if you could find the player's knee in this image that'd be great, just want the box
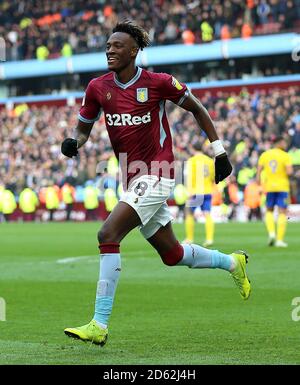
[98,225,117,243]
[98,225,121,254]
[159,241,184,266]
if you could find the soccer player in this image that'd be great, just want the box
[257,136,293,247]
[61,21,251,346]
[184,141,215,247]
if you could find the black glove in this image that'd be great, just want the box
[61,138,78,158]
[215,153,233,184]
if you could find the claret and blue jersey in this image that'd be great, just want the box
[79,67,189,183]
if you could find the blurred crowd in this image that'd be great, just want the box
[2,0,300,61]
[171,86,300,203]
[1,86,300,213]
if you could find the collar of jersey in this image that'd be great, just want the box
[113,67,142,89]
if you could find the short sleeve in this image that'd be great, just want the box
[158,73,189,105]
[285,153,292,166]
[78,79,102,123]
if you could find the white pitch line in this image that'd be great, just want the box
[56,255,97,264]
[56,251,153,264]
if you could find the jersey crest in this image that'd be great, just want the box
[136,88,148,103]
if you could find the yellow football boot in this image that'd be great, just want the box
[230,251,251,300]
[64,320,108,346]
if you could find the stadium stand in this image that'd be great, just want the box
[1,0,300,221]
[2,0,300,61]
[1,86,300,214]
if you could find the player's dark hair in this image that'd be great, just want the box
[192,140,203,152]
[112,21,150,50]
[272,135,285,144]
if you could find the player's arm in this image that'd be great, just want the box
[256,164,263,184]
[61,79,100,158]
[286,164,293,176]
[180,92,232,184]
[185,158,194,197]
[256,153,265,184]
[75,120,94,148]
[61,120,94,157]
[284,152,293,177]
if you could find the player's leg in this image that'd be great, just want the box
[203,211,214,247]
[276,208,288,247]
[177,204,185,223]
[148,221,234,270]
[202,195,214,247]
[257,206,262,221]
[64,201,141,345]
[94,201,141,325]
[184,202,195,243]
[49,209,55,222]
[4,214,10,222]
[247,207,251,221]
[265,193,276,246]
[275,192,289,247]
[146,219,250,300]
[66,203,72,221]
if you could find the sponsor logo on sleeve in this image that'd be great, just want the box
[171,76,183,91]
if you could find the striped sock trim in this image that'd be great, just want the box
[99,243,120,254]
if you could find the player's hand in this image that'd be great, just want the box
[61,138,78,158]
[215,153,233,184]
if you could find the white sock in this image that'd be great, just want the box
[93,253,121,326]
[177,243,235,271]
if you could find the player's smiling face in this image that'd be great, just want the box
[106,32,138,72]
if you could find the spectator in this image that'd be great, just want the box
[291,121,300,148]
[2,188,17,222]
[200,21,214,42]
[61,42,73,57]
[61,182,75,221]
[83,182,99,221]
[244,179,263,221]
[257,0,271,24]
[36,42,49,60]
[182,29,195,45]
[3,0,300,61]
[0,185,4,222]
[1,86,300,207]
[19,186,39,221]
[223,175,240,220]
[220,24,231,40]
[241,22,253,38]
[45,183,60,221]
[103,187,118,215]
[173,183,188,223]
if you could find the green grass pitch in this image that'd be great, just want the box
[0,221,299,365]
